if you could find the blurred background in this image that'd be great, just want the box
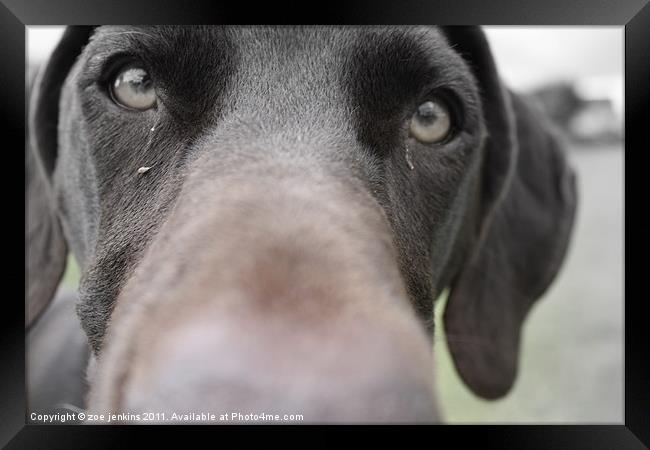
[27,26,624,423]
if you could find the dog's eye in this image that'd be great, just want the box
[409,98,452,144]
[110,65,157,111]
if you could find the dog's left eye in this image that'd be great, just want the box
[409,97,453,144]
[110,65,157,111]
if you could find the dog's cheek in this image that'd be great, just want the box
[56,80,103,267]
[378,136,480,316]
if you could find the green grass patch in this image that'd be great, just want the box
[62,253,81,288]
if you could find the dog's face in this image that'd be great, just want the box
[27,26,577,422]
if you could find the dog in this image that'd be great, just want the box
[26,26,577,423]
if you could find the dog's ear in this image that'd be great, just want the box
[26,27,95,328]
[439,27,578,399]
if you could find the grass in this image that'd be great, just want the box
[62,254,81,288]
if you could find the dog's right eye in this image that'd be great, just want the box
[109,65,157,111]
[409,97,453,144]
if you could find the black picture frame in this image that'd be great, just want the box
[3,0,646,447]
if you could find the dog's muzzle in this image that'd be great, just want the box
[86,158,438,423]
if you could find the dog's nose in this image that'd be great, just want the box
[119,309,439,423]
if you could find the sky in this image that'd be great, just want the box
[483,26,622,88]
[27,26,623,110]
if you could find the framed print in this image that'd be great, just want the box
[3,0,647,447]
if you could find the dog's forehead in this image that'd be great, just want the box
[88,26,456,66]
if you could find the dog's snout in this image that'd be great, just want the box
[87,171,438,422]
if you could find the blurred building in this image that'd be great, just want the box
[529,78,623,145]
